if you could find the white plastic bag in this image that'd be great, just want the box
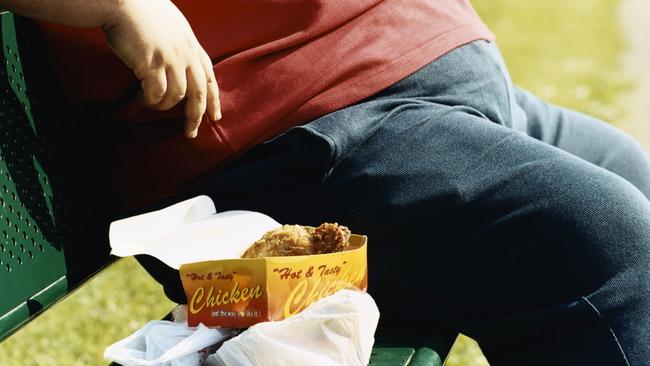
[205,290,380,366]
[104,320,235,366]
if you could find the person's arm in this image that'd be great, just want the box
[0,0,219,138]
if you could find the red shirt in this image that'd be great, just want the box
[36,0,493,211]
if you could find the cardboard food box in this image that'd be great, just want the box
[109,196,368,328]
[180,234,368,328]
[180,233,367,328]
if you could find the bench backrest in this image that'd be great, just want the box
[0,11,111,342]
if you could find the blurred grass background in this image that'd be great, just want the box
[0,0,630,365]
[474,0,629,123]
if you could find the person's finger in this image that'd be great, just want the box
[140,67,167,106]
[184,62,207,138]
[151,65,187,111]
[200,50,221,121]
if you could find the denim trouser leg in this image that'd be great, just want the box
[513,86,650,197]
[186,41,650,365]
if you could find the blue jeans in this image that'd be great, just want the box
[162,41,650,365]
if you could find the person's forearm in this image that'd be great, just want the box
[0,0,121,28]
[1,0,220,137]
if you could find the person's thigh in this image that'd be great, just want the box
[512,87,650,198]
[474,40,650,198]
[194,97,650,365]
[311,102,650,366]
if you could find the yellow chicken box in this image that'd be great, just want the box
[179,232,367,328]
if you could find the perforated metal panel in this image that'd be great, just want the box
[0,11,67,341]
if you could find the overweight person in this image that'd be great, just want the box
[2,1,649,364]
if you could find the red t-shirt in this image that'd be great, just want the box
[36,0,493,211]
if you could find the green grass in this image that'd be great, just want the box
[0,1,629,365]
[0,258,175,365]
[474,0,629,123]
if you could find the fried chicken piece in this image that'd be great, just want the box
[241,223,351,258]
[311,223,351,254]
[242,225,312,258]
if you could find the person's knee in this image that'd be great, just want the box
[601,128,650,197]
[561,165,650,357]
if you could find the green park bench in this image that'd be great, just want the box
[0,11,456,365]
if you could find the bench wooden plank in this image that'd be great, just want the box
[369,347,416,365]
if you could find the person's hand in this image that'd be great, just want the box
[102,0,220,138]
